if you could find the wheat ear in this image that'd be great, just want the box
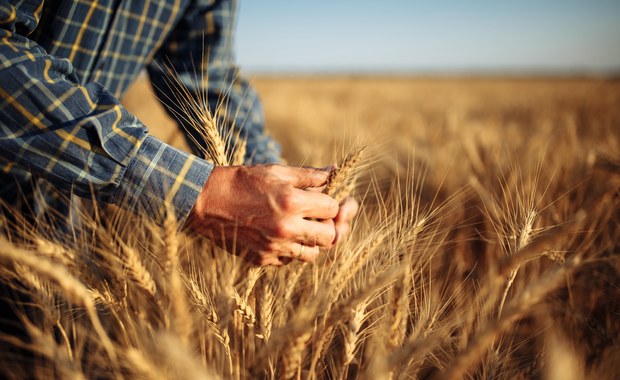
[120,243,157,297]
[343,301,367,370]
[257,284,275,342]
[232,289,256,328]
[388,269,410,350]
[324,146,365,198]
[186,279,232,359]
[34,238,75,268]
[281,331,312,380]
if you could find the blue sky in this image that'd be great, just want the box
[236,0,620,73]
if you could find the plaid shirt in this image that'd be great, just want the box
[0,0,280,223]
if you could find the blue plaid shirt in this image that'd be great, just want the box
[0,0,280,223]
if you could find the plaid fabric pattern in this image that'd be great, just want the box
[0,0,280,223]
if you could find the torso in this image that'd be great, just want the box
[30,0,186,98]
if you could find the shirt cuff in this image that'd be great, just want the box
[113,135,213,225]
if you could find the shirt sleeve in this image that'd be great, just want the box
[0,2,213,224]
[147,0,282,165]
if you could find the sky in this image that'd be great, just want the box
[236,0,620,73]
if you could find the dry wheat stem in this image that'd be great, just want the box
[233,136,248,166]
[34,238,75,268]
[163,213,193,345]
[326,265,405,326]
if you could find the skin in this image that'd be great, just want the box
[187,164,359,266]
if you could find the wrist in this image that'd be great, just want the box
[187,165,238,230]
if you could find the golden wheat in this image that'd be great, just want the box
[0,77,617,379]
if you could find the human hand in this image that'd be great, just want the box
[187,164,340,266]
[333,197,359,244]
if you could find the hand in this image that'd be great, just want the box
[187,164,340,266]
[333,197,359,244]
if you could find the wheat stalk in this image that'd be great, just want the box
[163,213,192,345]
[232,136,247,166]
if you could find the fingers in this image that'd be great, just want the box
[335,197,359,223]
[259,243,320,266]
[291,188,339,219]
[280,196,355,247]
[270,164,340,219]
[334,198,359,244]
[296,218,336,248]
[288,242,321,263]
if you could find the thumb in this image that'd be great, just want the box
[287,166,333,189]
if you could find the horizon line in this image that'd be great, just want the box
[243,66,620,78]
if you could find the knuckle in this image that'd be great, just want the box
[277,189,296,212]
[252,164,273,180]
[271,221,291,239]
[327,198,339,217]
[264,164,277,174]
[317,220,335,245]
[265,164,285,179]
[264,240,280,253]
[324,227,336,246]
[317,237,333,249]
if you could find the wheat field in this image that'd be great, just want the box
[0,75,618,379]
